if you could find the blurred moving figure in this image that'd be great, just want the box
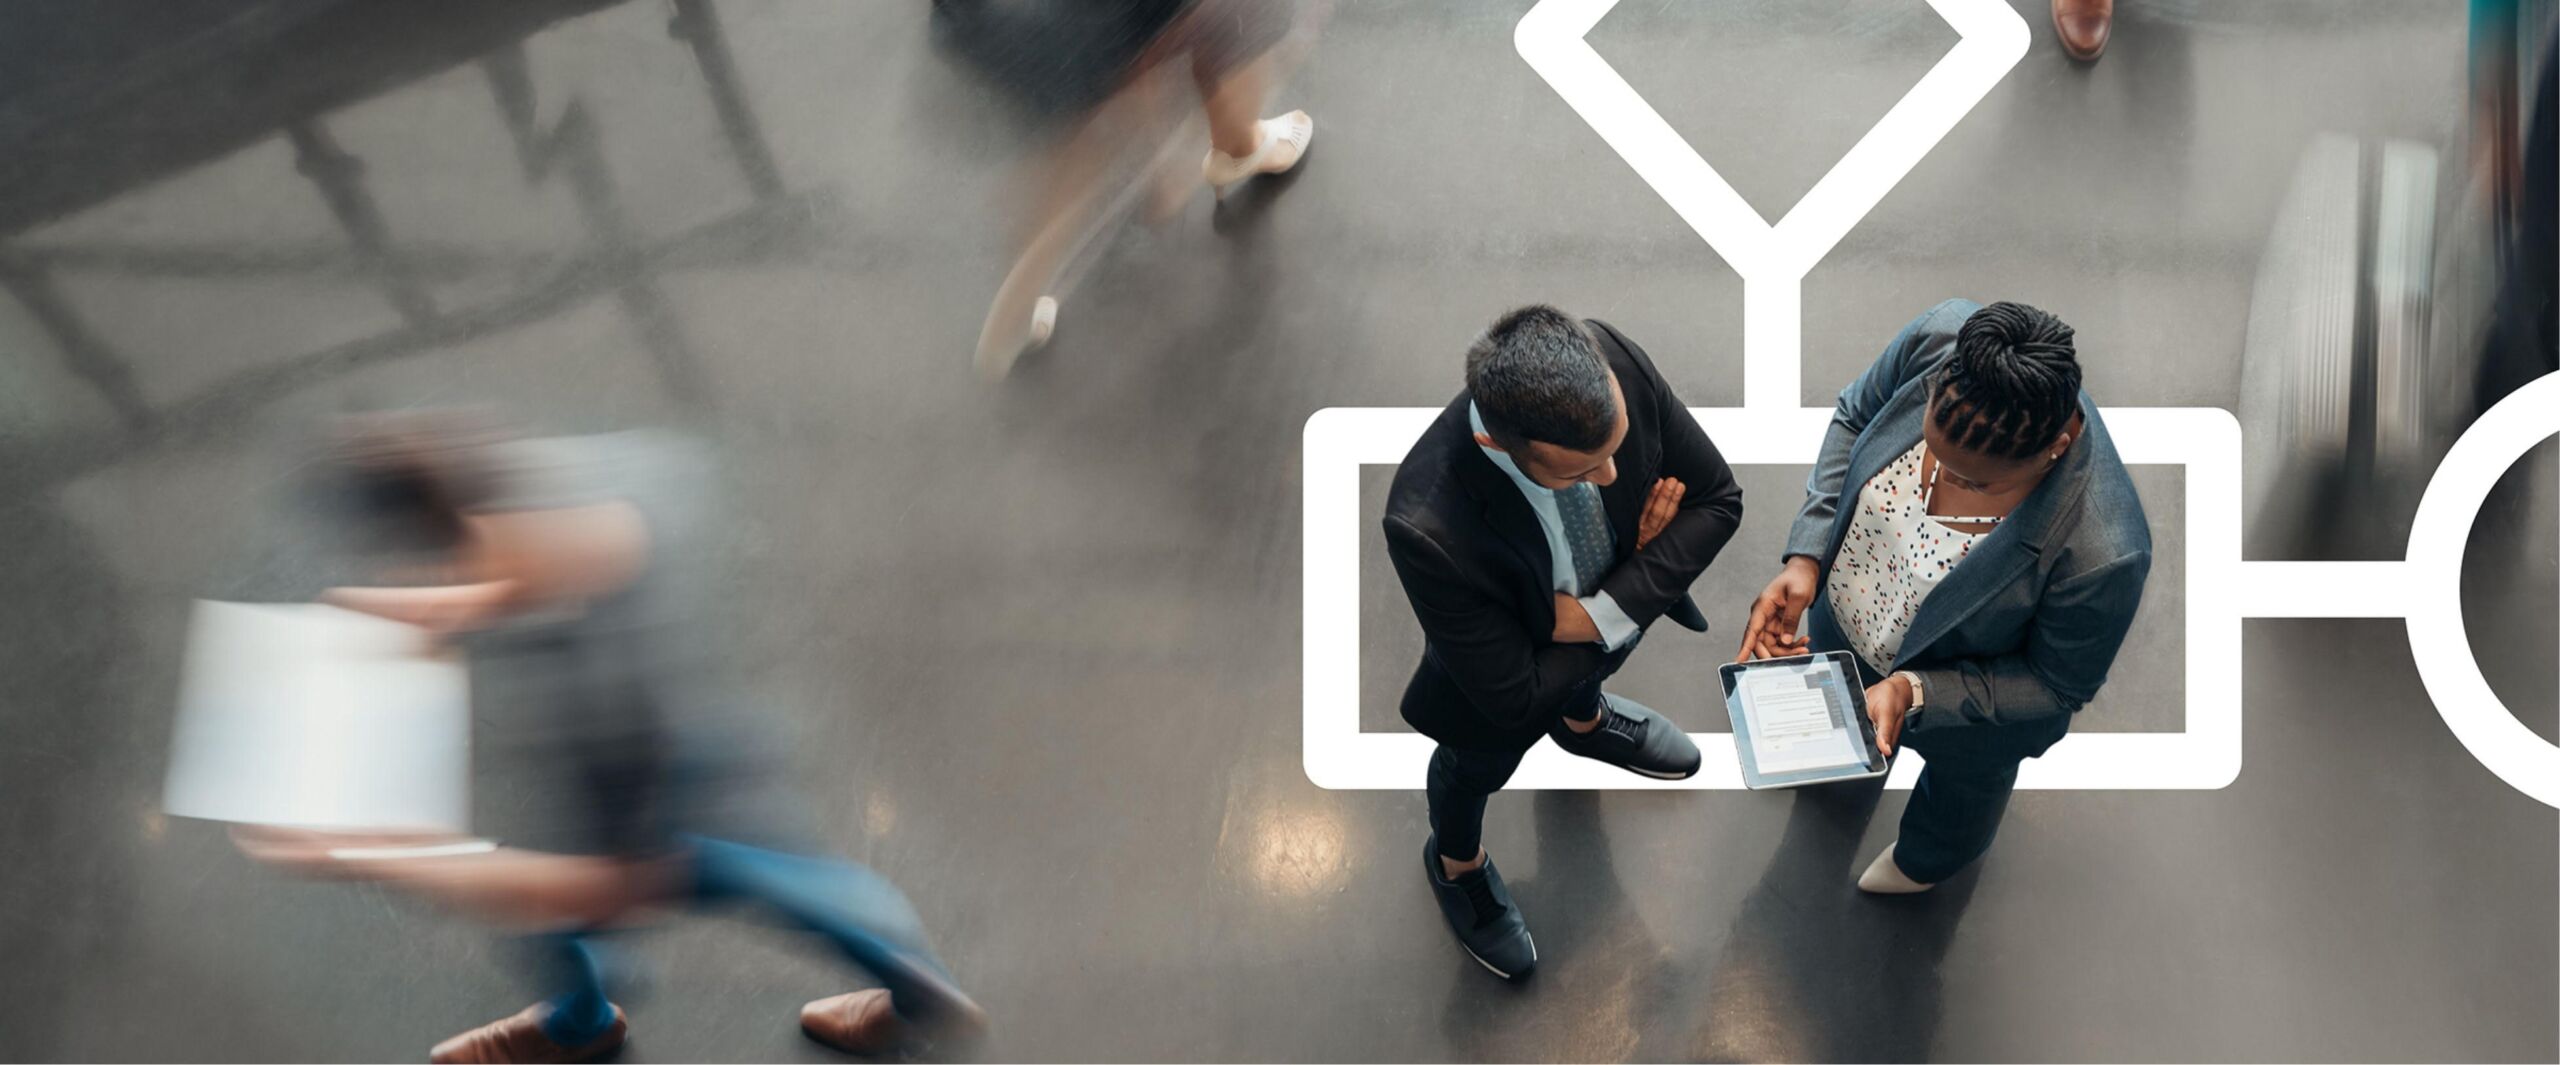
[232,416,985,1063]
[2239,8,2550,562]
[972,0,1322,378]
[1384,307,1743,979]
[2469,25,2555,418]
[2228,12,2550,560]
[2053,0,2111,62]
[1737,301,2150,894]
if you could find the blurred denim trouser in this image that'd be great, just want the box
[535,834,952,1045]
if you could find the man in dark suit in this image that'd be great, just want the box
[1383,306,1744,978]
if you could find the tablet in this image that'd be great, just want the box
[1718,651,1888,789]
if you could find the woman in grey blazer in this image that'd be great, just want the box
[1737,298,2152,893]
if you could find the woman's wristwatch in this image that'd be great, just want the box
[1892,670,1925,723]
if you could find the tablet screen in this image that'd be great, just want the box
[1731,656,1870,775]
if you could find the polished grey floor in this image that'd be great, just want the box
[0,1,2554,1061]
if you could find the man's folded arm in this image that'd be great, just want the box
[1386,516,1610,729]
[1592,333,1746,627]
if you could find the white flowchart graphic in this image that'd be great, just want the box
[1301,0,2560,807]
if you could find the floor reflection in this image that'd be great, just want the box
[1692,784,1974,1062]
[0,496,144,1052]
[1440,792,1697,1063]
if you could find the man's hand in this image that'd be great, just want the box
[1551,593,1602,644]
[230,824,469,880]
[1634,477,1685,551]
[1735,556,1820,662]
[322,580,519,636]
[1864,673,1914,757]
[232,826,675,928]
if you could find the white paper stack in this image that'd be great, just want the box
[163,601,471,832]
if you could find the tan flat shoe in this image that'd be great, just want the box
[430,1002,625,1064]
[800,986,989,1057]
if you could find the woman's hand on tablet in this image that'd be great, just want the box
[1736,557,1820,662]
[1864,674,1915,756]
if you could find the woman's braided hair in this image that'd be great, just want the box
[1931,301,2083,461]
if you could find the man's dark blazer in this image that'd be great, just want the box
[1383,320,1745,752]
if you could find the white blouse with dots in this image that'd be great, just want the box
[1824,441,2003,671]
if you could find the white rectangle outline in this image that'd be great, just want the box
[1302,405,2242,791]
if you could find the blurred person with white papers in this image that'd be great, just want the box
[228,413,985,1064]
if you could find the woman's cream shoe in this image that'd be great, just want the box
[1857,843,1936,894]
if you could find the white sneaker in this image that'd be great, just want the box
[1203,111,1314,199]
[1856,843,1935,894]
[973,293,1058,381]
[1028,296,1058,346]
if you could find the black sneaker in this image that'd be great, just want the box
[1549,693,1703,780]
[1423,835,1536,979]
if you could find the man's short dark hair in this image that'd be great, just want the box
[1465,305,1616,454]
[307,412,505,557]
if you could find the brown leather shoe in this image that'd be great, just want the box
[2052,0,2112,61]
[800,988,989,1057]
[430,1002,626,1064]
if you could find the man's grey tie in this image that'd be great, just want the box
[1554,482,1616,597]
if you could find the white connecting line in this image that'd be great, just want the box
[1300,0,2560,807]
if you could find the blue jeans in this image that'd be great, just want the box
[536,835,952,1045]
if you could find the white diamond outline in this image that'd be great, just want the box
[1514,0,2030,410]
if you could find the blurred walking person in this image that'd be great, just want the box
[232,415,986,1063]
[2469,18,2555,415]
[974,0,1323,378]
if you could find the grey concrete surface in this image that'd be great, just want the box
[0,1,2552,1061]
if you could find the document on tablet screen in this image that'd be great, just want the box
[1738,659,1865,774]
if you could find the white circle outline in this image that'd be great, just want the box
[2404,372,2560,809]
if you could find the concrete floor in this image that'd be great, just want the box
[0,0,2554,1060]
